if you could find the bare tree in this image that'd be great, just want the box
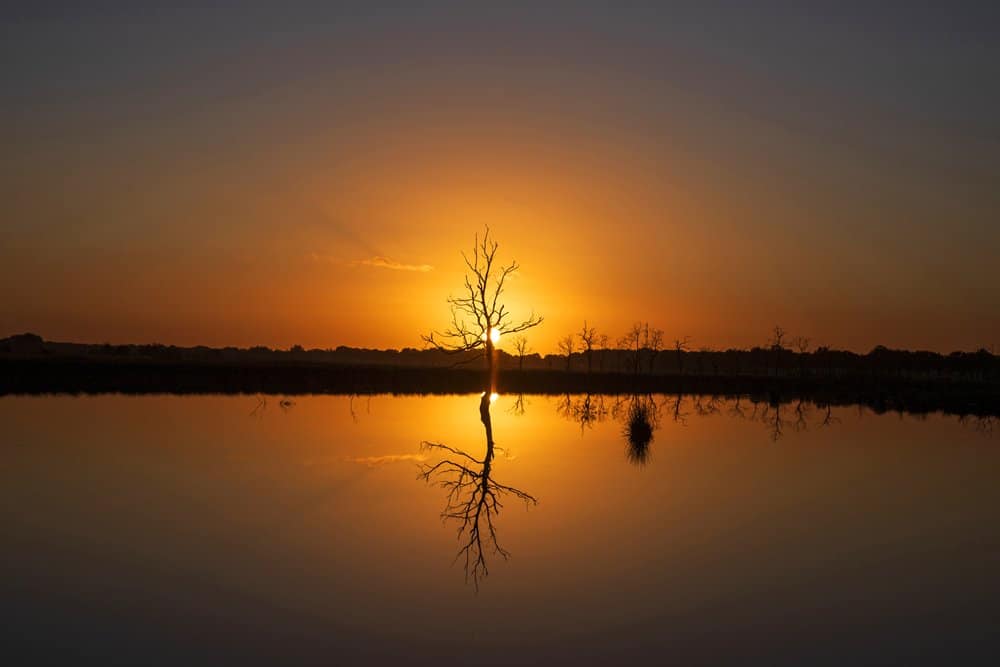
[513,335,531,371]
[619,323,643,376]
[770,325,787,350]
[793,335,811,377]
[558,334,575,372]
[597,333,609,371]
[579,321,598,373]
[644,325,664,374]
[673,336,691,374]
[769,325,787,376]
[423,227,543,375]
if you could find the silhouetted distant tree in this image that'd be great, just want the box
[597,333,609,371]
[793,336,811,377]
[578,321,597,373]
[558,334,575,371]
[770,326,787,350]
[513,335,531,371]
[769,325,787,376]
[644,325,664,374]
[673,336,691,374]
[423,227,543,377]
[619,323,643,376]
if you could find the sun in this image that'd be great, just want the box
[480,328,502,345]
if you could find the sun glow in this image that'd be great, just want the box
[480,328,502,345]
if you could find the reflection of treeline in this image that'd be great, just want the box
[3,333,998,383]
[553,394,997,444]
[4,357,999,418]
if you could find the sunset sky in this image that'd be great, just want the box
[3,3,998,353]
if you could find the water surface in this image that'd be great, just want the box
[2,393,997,664]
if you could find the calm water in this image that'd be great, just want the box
[2,393,998,665]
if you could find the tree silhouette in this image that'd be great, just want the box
[513,335,531,371]
[558,334,575,372]
[769,325,787,376]
[644,325,664,374]
[578,321,598,373]
[793,336,811,377]
[673,336,691,374]
[619,323,643,376]
[422,227,543,377]
[597,333,609,371]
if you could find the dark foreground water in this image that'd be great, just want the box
[1,393,997,665]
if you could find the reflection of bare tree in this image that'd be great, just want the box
[669,394,689,426]
[556,394,610,434]
[347,394,372,424]
[574,394,608,433]
[507,393,527,417]
[728,396,749,420]
[419,391,537,590]
[818,403,840,428]
[760,402,787,441]
[250,394,267,417]
[792,399,811,432]
[693,395,721,417]
[555,393,573,420]
[959,414,996,438]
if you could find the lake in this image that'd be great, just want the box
[2,393,998,665]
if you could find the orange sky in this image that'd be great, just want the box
[3,5,998,353]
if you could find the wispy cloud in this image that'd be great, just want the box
[354,256,434,272]
[346,453,428,467]
[309,253,433,273]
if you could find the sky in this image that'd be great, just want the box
[3,2,999,353]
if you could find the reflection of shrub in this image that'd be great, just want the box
[624,399,654,465]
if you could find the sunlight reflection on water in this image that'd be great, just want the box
[1,393,998,664]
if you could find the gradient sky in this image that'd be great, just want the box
[3,2,999,353]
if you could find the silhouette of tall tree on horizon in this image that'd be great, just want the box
[579,321,597,373]
[422,227,543,378]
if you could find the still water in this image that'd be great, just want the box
[2,393,998,665]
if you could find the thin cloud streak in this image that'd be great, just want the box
[355,256,434,273]
[308,253,434,273]
[347,454,428,467]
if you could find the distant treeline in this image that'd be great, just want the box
[2,358,999,419]
[3,332,998,384]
